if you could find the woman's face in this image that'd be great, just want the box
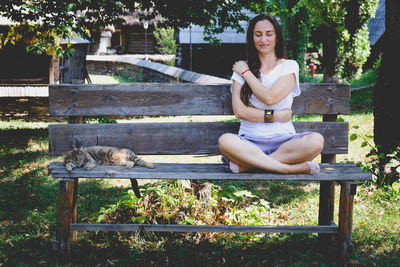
[253,19,276,55]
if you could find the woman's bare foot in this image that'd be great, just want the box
[229,161,252,173]
[306,161,320,174]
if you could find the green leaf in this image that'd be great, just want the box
[259,199,270,209]
[337,117,345,122]
[181,217,194,225]
[350,133,358,141]
[97,214,105,223]
[234,190,256,199]
[351,125,359,129]
[131,215,146,224]
[361,141,368,147]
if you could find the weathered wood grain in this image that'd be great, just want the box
[70,223,339,233]
[338,181,353,264]
[318,114,338,241]
[49,83,350,116]
[48,121,348,155]
[48,162,372,181]
[53,179,74,254]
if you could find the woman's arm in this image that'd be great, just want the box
[233,61,296,106]
[231,80,292,122]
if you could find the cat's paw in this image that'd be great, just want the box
[84,164,95,171]
[147,163,154,169]
[126,161,135,168]
[65,163,74,172]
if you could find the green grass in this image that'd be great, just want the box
[349,68,378,89]
[1,111,392,266]
[2,70,398,266]
[88,73,138,84]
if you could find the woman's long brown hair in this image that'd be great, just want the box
[240,14,286,106]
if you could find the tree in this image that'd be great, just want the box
[253,0,313,80]
[373,0,400,185]
[0,0,261,83]
[153,26,177,55]
[0,0,260,54]
[297,0,379,82]
[252,0,379,82]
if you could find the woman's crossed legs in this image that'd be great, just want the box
[218,132,324,174]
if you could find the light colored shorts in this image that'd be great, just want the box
[221,132,311,172]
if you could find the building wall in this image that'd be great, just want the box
[0,43,52,84]
[123,25,156,54]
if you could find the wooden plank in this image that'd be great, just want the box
[293,83,350,115]
[48,121,348,155]
[71,223,339,234]
[48,162,372,181]
[49,83,350,116]
[49,83,232,116]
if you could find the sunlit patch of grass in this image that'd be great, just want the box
[0,121,50,130]
[339,113,373,163]
[350,185,400,265]
[88,74,136,84]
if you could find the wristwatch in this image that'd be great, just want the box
[264,110,274,123]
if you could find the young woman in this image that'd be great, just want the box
[218,14,323,174]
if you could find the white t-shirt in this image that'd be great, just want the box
[231,59,301,138]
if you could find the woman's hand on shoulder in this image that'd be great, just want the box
[274,109,292,122]
[233,61,249,75]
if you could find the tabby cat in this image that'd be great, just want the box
[64,146,153,172]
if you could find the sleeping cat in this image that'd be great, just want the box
[64,146,153,172]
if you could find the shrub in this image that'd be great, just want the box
[153,26,177,55]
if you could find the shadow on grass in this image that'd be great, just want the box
[0,128,48,151]
[0,166,133,266]
[211,180,319,206]
[2,231,340,266]
[0,150,49,170]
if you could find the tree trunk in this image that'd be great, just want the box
[60,44,88,84]
[321,25,339,83]
[373,0,400,185]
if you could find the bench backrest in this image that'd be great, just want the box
[48,83,350,156]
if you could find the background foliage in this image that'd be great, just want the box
[153,26,177,55]
[0,0,261,54]
[252,0,379,81]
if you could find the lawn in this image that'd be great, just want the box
[1,73,399,266]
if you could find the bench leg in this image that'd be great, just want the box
[130,178,141,198]
[318,181,335,243]
[53,178,75,254]
[338,181,356,266]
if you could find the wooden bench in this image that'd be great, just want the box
[48,82,371,263]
